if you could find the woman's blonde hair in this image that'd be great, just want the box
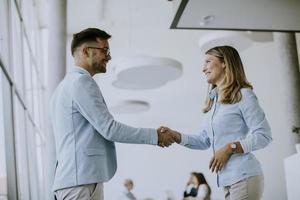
[203,45,253,113]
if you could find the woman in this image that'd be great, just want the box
[183,172,211,200]
[164,46,272,200]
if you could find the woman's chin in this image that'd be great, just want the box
[206,79,214,84]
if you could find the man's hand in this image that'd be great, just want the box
[156,126,182,147]
[209,144,232,173]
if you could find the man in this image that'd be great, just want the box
[50,28,178,200]
[120,179,137,200]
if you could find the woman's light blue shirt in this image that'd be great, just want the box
[180,88,272,187]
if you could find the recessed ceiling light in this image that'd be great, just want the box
[199,15,215,26]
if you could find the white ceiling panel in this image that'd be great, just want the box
[171,0,300,31]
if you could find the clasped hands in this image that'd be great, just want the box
[156,126,181,148]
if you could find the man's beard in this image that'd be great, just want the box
[94,61,106,73]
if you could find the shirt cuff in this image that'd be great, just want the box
[239,139,252,154]
[149,128,158,145]
[180,133,188,146]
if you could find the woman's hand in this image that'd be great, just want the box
[209,144,232,173]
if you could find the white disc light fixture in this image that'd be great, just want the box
[198,31,253,53]
[112,55,183,89]
[109,100,150,114]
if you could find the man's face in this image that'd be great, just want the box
[86,38,111,74]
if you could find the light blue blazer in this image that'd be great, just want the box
[50,66,157,191]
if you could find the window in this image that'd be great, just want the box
[1,0,48,199]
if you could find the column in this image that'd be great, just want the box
[273,32,300,150]
[274,32,300,200]
[44,0,67,199]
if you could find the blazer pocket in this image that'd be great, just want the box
[84,148,104,156]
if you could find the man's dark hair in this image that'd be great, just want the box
[71,28,111,56]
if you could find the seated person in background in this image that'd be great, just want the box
[183,172,211,200]
[120,179,137,200]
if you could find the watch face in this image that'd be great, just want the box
[231,143,237,149]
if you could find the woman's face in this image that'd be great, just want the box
[189,174,199,186]
[202,54,225,86]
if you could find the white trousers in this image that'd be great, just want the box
[54,183,103,200]
[223,175,264,200]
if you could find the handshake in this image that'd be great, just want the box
[156,126,182,147]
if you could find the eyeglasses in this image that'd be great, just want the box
[87,47,110,56]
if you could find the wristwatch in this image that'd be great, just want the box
[230,143,237,154]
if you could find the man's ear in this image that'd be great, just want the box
[82,47,89,57]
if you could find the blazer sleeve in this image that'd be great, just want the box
[72,74,157,145]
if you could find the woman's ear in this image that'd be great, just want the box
[222,62,226,69]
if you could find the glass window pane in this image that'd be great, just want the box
[10,2,25,97]
[0,0,10,68]
[0,69,8,200]
[1,67,18,200]
[13,94,30,200]
[35,133,45,197]
[32,68,39,122]
[21,0,38,59]
[26,120,40,200]
[23,40,33,116]
[21,0,34,37]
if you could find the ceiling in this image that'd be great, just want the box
[66,0,300,116]
[171,0,300,31]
